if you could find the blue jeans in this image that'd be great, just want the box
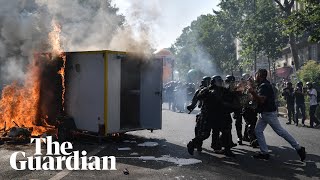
[255,111,300,154]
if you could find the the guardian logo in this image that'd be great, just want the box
[10,136,116,170]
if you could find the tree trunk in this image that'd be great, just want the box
[289,33,300,71]
[268,56,272,82]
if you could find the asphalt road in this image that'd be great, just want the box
[0,104,319,180]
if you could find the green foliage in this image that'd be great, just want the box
[285,1,320,43]
[297,60,320,86]
[171,14,237,77]
[236,0,287,66]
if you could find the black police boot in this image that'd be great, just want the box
[242,136,250,142]
[214,149,225,154]
[297,147,306,162]
[224,149,235,157]
[250,139,259,148]
[197,146,202,152]
[197,142,203,152]
[187,141,195,155]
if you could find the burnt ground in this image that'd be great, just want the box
[0,103,319,180]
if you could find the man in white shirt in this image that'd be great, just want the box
[306,82,320,128]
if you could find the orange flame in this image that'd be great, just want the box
[0,20,65,136]
[0,59,50,136]
[49,20,66,112]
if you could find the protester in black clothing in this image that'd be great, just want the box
[248,69,306,161]
[294,82,306,126]
[282,82,295,124]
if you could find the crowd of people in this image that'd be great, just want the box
[162,81,196,112]
[183,69,306,161]
[281,81,320,128]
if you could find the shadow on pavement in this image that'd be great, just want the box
[92,134,320,179]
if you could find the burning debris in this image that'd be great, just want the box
[0,21,65,142]
[8,127,31,138]
[0,1,159,145]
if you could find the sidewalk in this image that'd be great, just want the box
[278,106,318,127]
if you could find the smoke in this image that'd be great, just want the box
[109,0,161,56]
[191,46,218,76]
[0,0,160,87]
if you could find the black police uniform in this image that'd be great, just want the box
[187,85,222,155]
[210,85,240,156]
[242,102,258,147]
[282,87,295,124]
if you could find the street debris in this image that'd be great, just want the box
[137,141,159,147]
[123,168,129,175]
[118,147,132,151]
[8,127,31,138]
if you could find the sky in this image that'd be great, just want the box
[112,0,220,50]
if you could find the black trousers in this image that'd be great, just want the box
[211,114,233,150]
[310,105,320,127]
[295,103,306,125]
[242,109,258,143]
[287,104,295,123]
[234,111,243,140]
[211,126,232,150]
[192,113,212,147]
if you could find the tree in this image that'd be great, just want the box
[285,0,320,43]
[217,0,287,73]
[239,1,287,67]
[171,14,237,78]
[297,60,320,85]
[274,0,301,70]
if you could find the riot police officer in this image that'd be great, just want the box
[187,76,211,112]
[225,75,243,145]
[187,76,211,152]
[187,76,225,155]
[210,75,239,157]
[241,76,259,147]
[282,82,295,124]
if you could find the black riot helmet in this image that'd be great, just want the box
[297,81,303,87]
[202,76,211,87]
[306,82,313,89]
[286,82,293,88]
[242,73,250,80]
[211,75,223,87]
[225,75,235,83]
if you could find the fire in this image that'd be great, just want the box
[58,56,66,112]
[0,60,49,136]
[0,20,65,136]
[49,20,66,112]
